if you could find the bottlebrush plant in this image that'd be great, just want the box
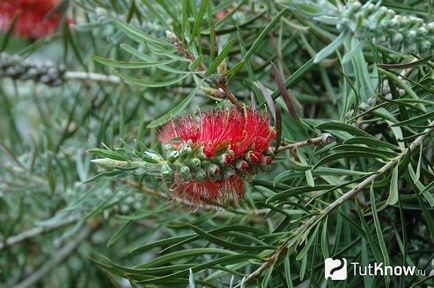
[0,0,433,288]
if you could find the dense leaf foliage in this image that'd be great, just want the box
[0,0,433,287]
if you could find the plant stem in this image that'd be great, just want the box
[64,71,121,84]
[240,120,434,285]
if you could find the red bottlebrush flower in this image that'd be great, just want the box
[159,107,276,204]
[0,0,63,39]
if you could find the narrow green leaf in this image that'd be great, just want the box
[296,224,319,260]
[321,217,329,258]
[0,13,19,51]
[89,148,127,161]
[115,70,191,88]
[370,184,391,277]
[316,121,375,139]
[333,144,398,158]
[284,252,294,288]
[314,151,389,169]
[267,185,333,203]
[205,39,235,76]
[344,136,399,150]
[187,224,274,251]
[140,0,170,29]
[226,8,288,76]
[114,19,172,48]
[390,111,434,127]
[136,248,237,268]
[386,165,399,206]
[313,32,347,63]
[189,55,203,71]
[270,57,315,100]
[355,202,383,263]
[147,86,199,128]
[189,0,209,47]
[93,55,177,69]
[107,220,132,247]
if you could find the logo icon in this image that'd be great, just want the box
[325,258,347,280]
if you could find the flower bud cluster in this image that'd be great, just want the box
[0,52,66,86]
[158,108,276,204]
[162,141,274,185]
[335,1,433,55]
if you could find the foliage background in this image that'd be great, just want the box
[0,0,433,287]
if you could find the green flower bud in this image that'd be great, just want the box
[167,151,179,162]
[390,32,403,46]
[180,166,192,181]
[180,144,192,157]
[366,3,376,14]
[223,166,236,179]
[207,164,221,176]
[189,158,202,169]
[418,40,431,54]
[161,164,173,177]
[195,169,207,181]
[164,143,174,151]
[406,30,417,40]
[417,27,428,36]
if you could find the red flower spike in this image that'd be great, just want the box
[0,0,64,39]
[159,107,276,204]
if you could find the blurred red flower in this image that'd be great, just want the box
[159,107,276,204]
[0,0,64,39]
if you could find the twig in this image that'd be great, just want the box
[240,120,434,285]
[64,71,121,84]
[13,224,94,288]
[378,55,432,70]
[0,214,80,250]
[276,133,334,152]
